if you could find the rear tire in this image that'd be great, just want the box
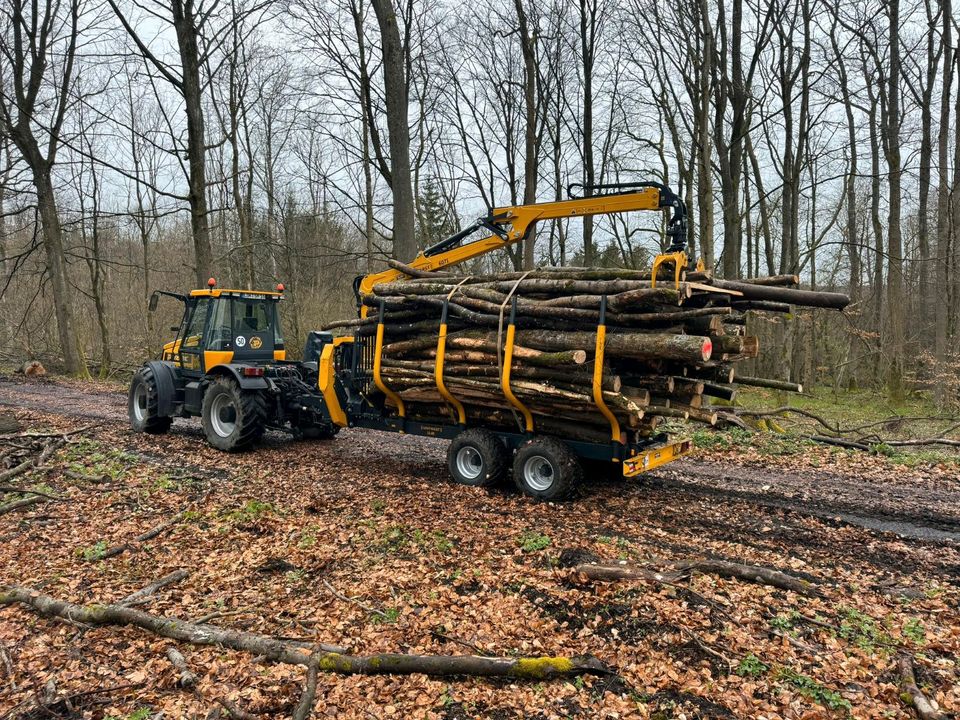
[447,428,509,487]
[201,377,267,451]
[128,367,172,435]
[513,436,582,500]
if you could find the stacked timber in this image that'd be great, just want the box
[325,264,849,444]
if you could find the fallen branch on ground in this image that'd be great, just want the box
[0,495,45,515]
[92,512,185,561]
[0,484,60,500]
[573,558,820,597]
[166,647,198,688]
[118,569,190,606]
[0,585,610,679]
[899,655,945,720]
[675,559,821,597]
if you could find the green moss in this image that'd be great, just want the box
[317,653,354,672]
[512,656,574,679]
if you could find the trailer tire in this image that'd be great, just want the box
[513,436,582,500]
[447,429,509,487]
[128,366,172,434]
[201,377,267,451]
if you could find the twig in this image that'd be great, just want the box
[92,511,185,561]
[0,495,45,515]
[118,569,190,606]
[0,484,61,500]
[899,655,945,720]
[321,579,389,619]
[291,654,320,720]
[430,629,489,656]
[680,627,733,667]
[218,697,260,719]
[166,647,198,688]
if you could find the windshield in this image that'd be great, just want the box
[207,296,282,351]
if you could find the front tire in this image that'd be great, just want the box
[128,367,172,434]
[447,428,509,487]
[513,436,582,500]
[201,377,266,451]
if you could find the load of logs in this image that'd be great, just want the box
[326,263,849,444]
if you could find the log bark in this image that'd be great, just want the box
[166,646,198,688]
[898,655,945,720]
[734,376,802,392]
[119,570,190,606]
[0,585,610,679]
[710,279,849,309]
[575,559,820,597]
[504,330,712,363]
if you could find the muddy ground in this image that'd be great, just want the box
[0,375,957,719]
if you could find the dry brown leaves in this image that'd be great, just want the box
[0,383,957,719]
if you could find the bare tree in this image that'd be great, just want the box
[370,0,416,261]
[106,0,218,285]
[0,0,87,375]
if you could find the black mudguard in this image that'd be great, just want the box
[215,364,271,391]
[144,360,180,417]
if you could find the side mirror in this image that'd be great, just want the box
[148,291,159,312]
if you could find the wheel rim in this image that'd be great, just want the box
[210,393,238,438]
[132,383,147,422]
[523,455,555,491]
[455,446,484,481]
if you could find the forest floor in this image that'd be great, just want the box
[0,374,957,720]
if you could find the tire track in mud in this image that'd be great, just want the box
[2,375,958,549]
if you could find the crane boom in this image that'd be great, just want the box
[355,182,691,316]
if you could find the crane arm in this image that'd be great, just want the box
[355,182,690,315]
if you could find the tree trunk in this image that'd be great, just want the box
[371,0,417,262]
[172,0,213,286]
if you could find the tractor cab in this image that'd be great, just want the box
[153,280,286,375]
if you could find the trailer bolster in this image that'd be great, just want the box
[622,439,692,477]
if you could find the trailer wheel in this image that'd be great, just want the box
[513,436,582,500]
[201,377,266,451]
[128,366,172,434]
[447,428,509,487]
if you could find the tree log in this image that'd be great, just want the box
[898,655,946,720]
[574,559,820,597]
[711,279,850,310]
[0,585,610,680]
[0,495,44,515]
[734,376,802,392]
[502,330,712,363]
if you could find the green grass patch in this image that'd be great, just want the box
[223,500,275,524]
[79,540,108,561]
[736,653,769,678]
[371,607,400,624]
[518,531,551,552]
[775,667,851,712]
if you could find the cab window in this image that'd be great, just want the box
[232,299,271,335]
[182,298,210,348]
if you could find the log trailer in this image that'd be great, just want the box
[128,183,695,499]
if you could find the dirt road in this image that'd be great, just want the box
[2,374,958,548]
